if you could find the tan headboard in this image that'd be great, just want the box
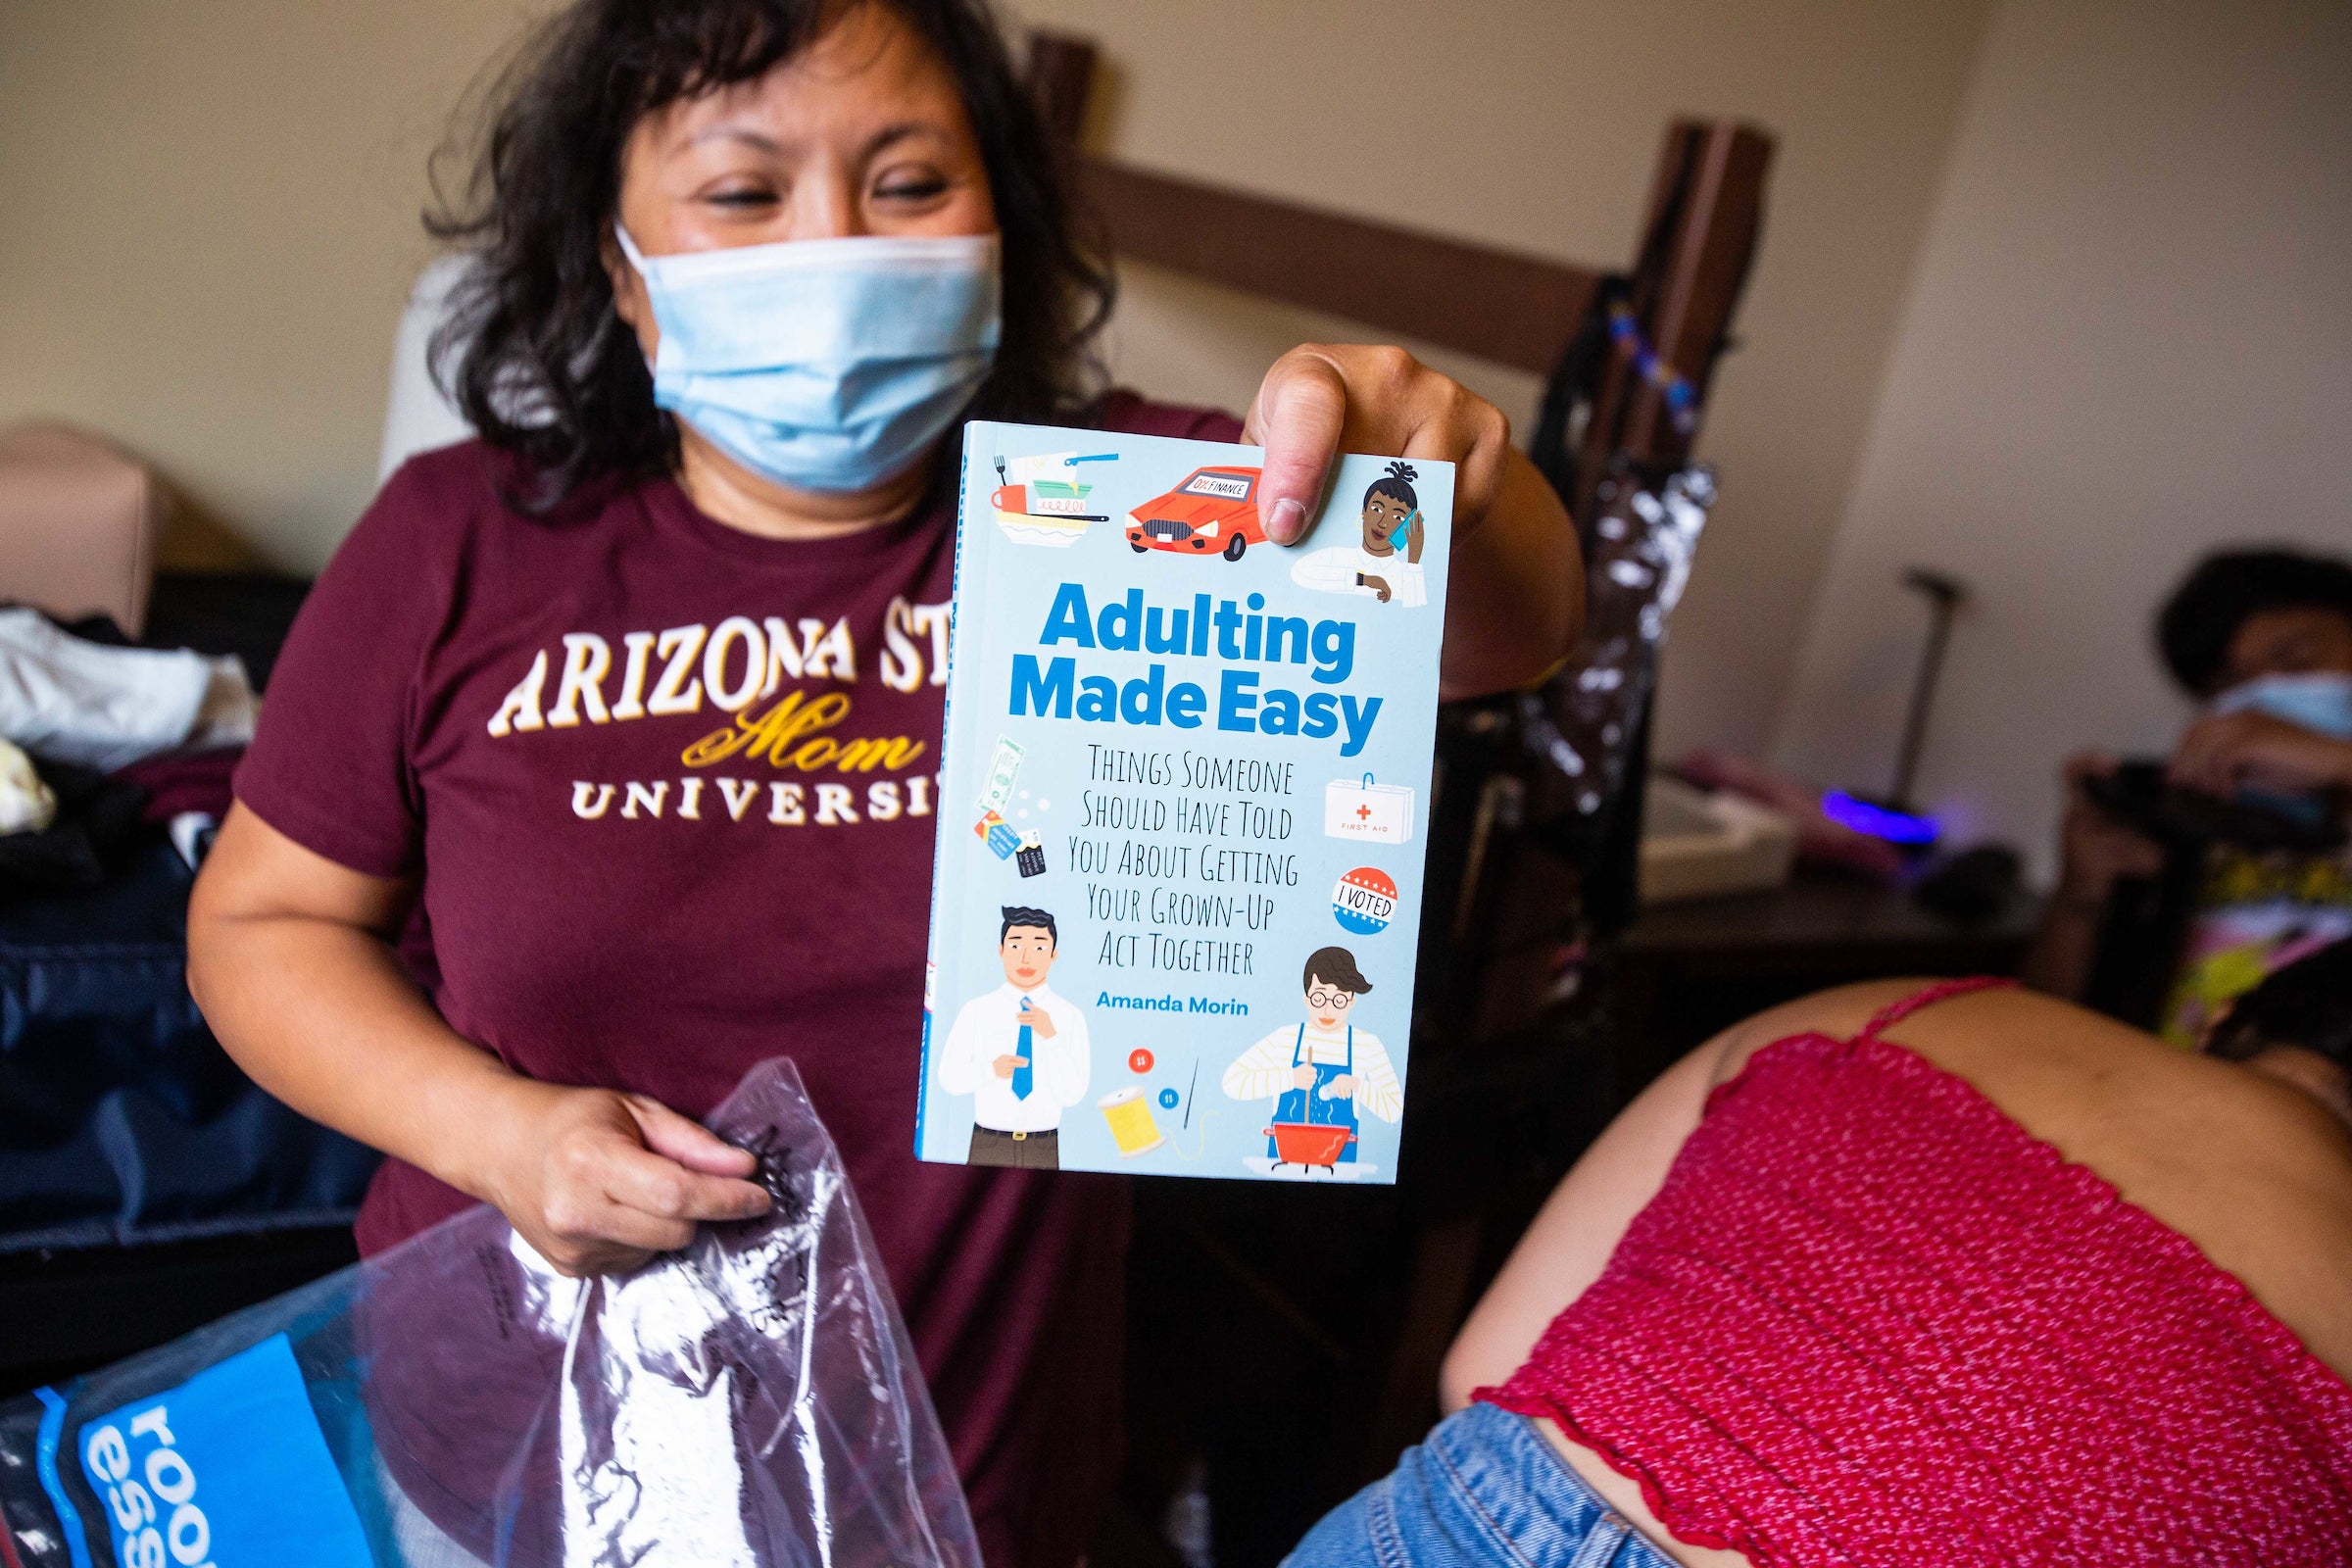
[0,422,164,637]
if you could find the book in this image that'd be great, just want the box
[916,421,1453,1182]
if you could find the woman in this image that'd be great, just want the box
[2024,545,2352,1014]
[1286,942,2352,1567]
[182,1,1581,1563]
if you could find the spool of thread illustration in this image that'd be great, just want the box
[1100,1087,1166,1155]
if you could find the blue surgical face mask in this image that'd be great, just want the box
[2211,669,2352,740]
[615,226,1001,494]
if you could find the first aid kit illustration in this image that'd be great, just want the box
[917,421,1453,1184]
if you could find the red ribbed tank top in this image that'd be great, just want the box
[1481,978,2352,1566]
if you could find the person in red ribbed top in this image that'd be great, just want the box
[1284,942,2352,1568]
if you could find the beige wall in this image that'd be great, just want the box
[0,1,549,570]
[1772,0,2352,881]
[11,1,2341,879]
[4,0,1991,767]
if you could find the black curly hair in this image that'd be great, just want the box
[425,0,1112,510]
[2156,548,2352,695]
[1363,459,1419,512]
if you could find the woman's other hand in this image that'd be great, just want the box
[489,1085,772,1277]
[2168,710,2352,799]
[2024,751,2163,1001]
[2055,751,2165,905]
[1244,344,1582,698]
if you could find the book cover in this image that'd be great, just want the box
[916,420,1452,1182]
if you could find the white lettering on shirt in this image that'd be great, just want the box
[880,597,925,693]
[490,607,949,836]
[716,778,761,820]
[612,631,656,720]
[799,616,856,681]
[487,649,550,736]
[563,774,957,831]
[488,603,945,737]
[648,624,707,716]
[760,616,805,693]
[548,634,613,727]
[621,780,667,819]
[703,616,765,711]
[912,603,951,686]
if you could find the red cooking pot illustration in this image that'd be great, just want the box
[1263,1120,1359,1172]
[1127,466,1265,561]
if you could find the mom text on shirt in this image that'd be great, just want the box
[480,597,950,828]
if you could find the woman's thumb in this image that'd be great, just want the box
[1246,350,1347,545]
[625,1095,758,1176]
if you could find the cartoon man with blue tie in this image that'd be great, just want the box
[938,906,1091,1168]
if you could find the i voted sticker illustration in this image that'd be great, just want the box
[1331,867,1398,935]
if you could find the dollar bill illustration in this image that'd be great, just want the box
[977,734,1025,815]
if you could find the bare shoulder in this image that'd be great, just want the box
[1703,978,1934,1085]
[1716,979,2352,1379]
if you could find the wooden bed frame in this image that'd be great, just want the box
[1027,30,1773,523]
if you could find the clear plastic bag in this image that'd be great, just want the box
[0,1058,980,1568]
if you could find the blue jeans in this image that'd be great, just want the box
[1284,1402,1679,1568]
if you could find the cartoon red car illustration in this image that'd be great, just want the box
[1126,466,1264,560]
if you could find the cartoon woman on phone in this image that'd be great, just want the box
[1289,460,1427,607]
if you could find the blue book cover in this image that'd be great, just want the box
[916,420,1452,1183]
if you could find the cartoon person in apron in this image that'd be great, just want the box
[1222,947,1404,1171]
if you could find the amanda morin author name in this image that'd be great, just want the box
[1097,992,1250,1016]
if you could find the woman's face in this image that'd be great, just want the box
[1361,493,1411,554]
[2221,606,2352,690]
[1305,980,1357,1032]
[606,1,997,363]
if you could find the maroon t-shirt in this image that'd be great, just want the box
[233,392,1239,1567]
